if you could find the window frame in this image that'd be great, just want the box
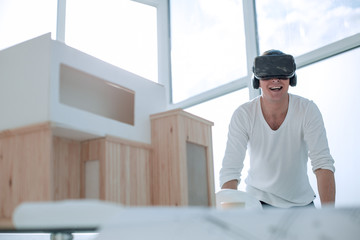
[55,0,360,109]
[167,0,260,109]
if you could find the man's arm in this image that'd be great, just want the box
[315,169,336,207]
[221,179,238,190]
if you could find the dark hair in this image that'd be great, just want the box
[262,49,285,56]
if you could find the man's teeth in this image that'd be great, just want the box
[270,86,282,90]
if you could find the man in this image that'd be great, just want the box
[219,50,335,208]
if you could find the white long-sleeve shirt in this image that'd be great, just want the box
[220,94,335,208]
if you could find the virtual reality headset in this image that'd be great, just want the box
[252,54,296,80]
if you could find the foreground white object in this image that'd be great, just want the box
[216,189,262,210]
[13,200,122,229]
[96,206,360,240]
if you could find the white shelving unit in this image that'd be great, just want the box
[0,33,167,143]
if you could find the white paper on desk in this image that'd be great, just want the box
[13,200,123,229]
[96,207,360,240]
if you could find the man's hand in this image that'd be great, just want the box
[315,169,336,207]
[221,179,238,190]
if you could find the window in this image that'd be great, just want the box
[170,0,247,103]
[289,47,360,207]
[65,0,158,82]
[0,0,57,50]
[256,0,360,56]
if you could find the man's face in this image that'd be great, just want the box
[259,78,290,102]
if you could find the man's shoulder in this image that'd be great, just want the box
[290,94,314,108]
[289,94,322,120]
[290,93,310,102]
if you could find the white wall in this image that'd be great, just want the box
[0,34,51,130]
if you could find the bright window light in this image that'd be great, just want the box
[65,0,158,82]
[256,0,360,56]
[0,0,57,50]
[170,0,247,103]
[289,47,360,207]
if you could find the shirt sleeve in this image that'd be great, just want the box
[303,101,335,173]
[219,107,250,187]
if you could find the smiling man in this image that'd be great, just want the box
[219,50,336,208]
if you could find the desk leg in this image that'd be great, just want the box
[50,232,73,240]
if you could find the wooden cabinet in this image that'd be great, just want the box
[151,109,215,207]
[81,136,152,206]
[0,123,79,223]
[0,35,216,226]
[0,124,152,224]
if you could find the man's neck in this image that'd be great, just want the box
[260,93,289,116]
[260,94,289,130]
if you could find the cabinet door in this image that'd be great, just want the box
[186,142,209,206]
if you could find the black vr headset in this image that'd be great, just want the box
[252,54,297,89]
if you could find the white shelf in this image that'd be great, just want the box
[0,33,167,143]
[59,64,135,126]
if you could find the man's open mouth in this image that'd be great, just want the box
[269,86,283,91]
